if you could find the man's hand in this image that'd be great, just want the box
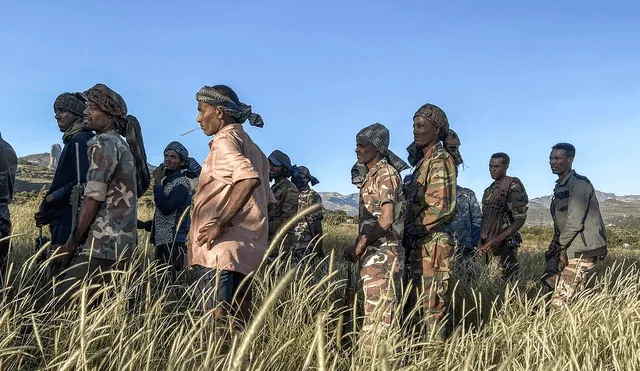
[34,212,47,228]
[343,237,368,262]
[477,238,499,255]
[153,166,166,185]
[53,240,78,269]
[197,220,225,251]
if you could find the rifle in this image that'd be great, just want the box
[66,143,84,247]
[541,235,566,290]
[340,260,357,350]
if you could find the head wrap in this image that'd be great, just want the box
[356,123,409,172]
[83,83,150,196]
[351,162,368,189]
[292,165,319,189]
[268,150,293,173]
[444,129,463,166]
[413,103,450,142]
[55,93,89,143]
[164,141,202,179]
[196,86,264,128]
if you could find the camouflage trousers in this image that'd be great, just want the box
[359,243,402,340]
[549,258,595,310]
[405,232,454,335]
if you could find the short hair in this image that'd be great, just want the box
[491,152,510,165]
[211,85,240,105]
[552,143,576,158]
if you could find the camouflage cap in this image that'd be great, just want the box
[414,103,450,141]
[54,93,86,117]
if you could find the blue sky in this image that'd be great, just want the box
[1,1,639,199]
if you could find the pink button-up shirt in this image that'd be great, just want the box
[188,124,272,275]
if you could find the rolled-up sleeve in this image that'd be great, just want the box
[84,139,117,202]
[211,134,259,185]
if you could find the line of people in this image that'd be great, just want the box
[0,84,608,340]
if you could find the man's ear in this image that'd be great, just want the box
[568,157,574,167]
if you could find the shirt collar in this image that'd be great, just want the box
[556,170,575,186]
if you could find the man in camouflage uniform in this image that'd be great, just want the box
[545,143,607,310]
[0,132,17,274]
[477,153,528,279]
[55,83,150,303]
[344,123,408,344]
[292,165,324,262]
[404,104,457,340]
[268,150,299,256]
[442,130,482,259]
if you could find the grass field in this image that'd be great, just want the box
[2,197,640,370]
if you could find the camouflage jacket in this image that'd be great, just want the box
[359,159,405,251]
[481,177,528,247]
[449,186,482,249]
[82,131,138,261]
[268,177,299,238]
[0,133,17,207]
[404,142,457,238]
[294,187,323,244]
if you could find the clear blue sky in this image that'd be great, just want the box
[1,1,639,199]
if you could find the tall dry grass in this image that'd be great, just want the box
[2,201,640,370]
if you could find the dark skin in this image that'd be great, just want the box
[477,157,525,253]
[269,162,284,182]
[53,102,117,268]
[549,149,574,181]
[413,116,441,151]
[154,150,184,185]
[344,137,394,262]
[195,101,260,250]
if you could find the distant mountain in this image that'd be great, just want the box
[319,192,359,217]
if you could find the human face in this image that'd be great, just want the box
[197,101,224,136]
[413,116,440,147]
[163,150,182,171]
[355,136,378,166]
[83,101,112,133]
[269,161,284,180]
[489,158,508,180]
[54,108,78,132]
[550,149,573,177]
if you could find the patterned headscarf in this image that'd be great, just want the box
[350,162,368,189]
[406,129,463,167]
[268,150,293,172]
[164,141,202,179]
[413,103,450,141]
[55,93,88,143]
[196,86,264,128]
[83,83,150,196]
[356,123,409,172]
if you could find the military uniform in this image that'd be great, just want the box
[404,142,457,328]
[268,177,299,251]
[449,186,482,258]
[358,158,404,336]
[0,133,17,272]
[480,177,528,277]
[293,187,323,261]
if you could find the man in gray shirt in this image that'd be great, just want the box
[544,142,607,310]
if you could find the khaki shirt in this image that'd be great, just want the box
[188,124,272,275]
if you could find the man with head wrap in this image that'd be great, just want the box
[351,162,368,189]
[138,141,201,281]
[344,123,408,344]
[292,165,324,262]
[477,152,528,280]
[267,150,299,257]
[0,132,17,274]
[404,104,457,340]
[440,130,482,260]
[54,83,149,301]
[35,93,94,247]
[190,85,271,318]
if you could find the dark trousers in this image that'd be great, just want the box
[0,228,9,276]
[155,242,186,281]
[50,224,73,245]
[188,265,252,319]
[487,244,519,279]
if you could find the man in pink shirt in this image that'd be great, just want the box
[189,84,271,318]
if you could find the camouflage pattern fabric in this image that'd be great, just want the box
[268,177,299,250]
[293,187,323,260]
[481,177,528,277]
[81,131,138,261]
[358,158,405,338]
[549,257,595,310]
[449,186,482,257]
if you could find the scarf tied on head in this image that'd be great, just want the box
[54,93,88,143]
[83,83,151,196]
[356,123,409,173]
[292,165,319,189]
[268,150,293,173]
[196,86,264,128]
[164,141,202,179]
